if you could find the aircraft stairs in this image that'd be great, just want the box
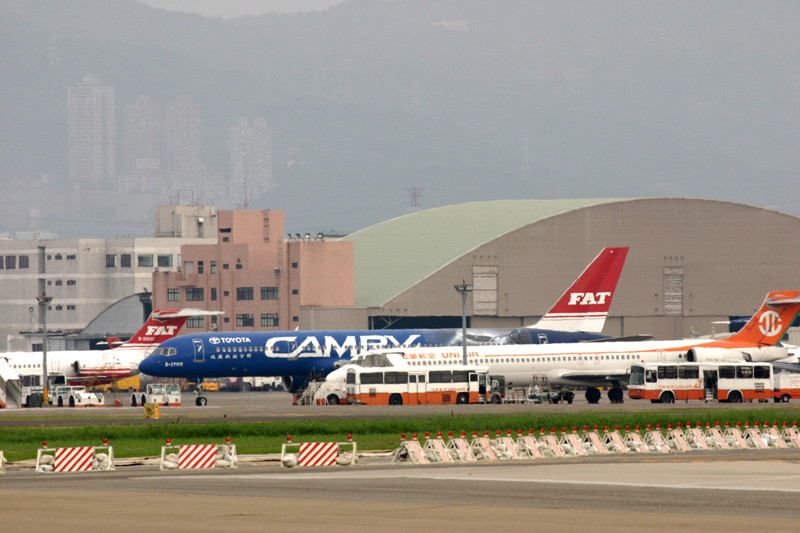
[294,372,326,406]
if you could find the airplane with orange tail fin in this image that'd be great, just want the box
[349,291,800,404]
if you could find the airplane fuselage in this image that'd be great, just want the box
[139,327,609,381]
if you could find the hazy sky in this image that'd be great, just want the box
[136,0,344,17]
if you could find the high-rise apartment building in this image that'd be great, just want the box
[123,95,161,170]
[68,74,115,189]
[230,117,274,197]
[164,94,203,187]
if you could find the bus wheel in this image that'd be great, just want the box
[131,395,137,407]
[69,396,75,408]
[389,394,403,406]
[728,391,743,403]
[58,397,63,407]
[327,394,340,405]
[585,388,601,404]
[659,391,675,404]
[456,393,469,405]
[196,396,208,406]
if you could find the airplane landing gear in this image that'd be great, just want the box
[585,387,601,404]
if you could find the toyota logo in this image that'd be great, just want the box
[209,337,221,344]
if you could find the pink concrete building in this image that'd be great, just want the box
[152,210,353,333]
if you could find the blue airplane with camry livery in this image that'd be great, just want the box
[139,248,631,394]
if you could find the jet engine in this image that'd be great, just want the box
[686,347,750,363]
[281,375,310,393]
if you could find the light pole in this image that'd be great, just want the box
[36,292,52,405]
[454,282,473,365]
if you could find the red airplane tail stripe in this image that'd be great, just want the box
[119,309,188,348]
[541,247,629,317]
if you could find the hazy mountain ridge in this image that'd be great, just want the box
[2,0,799,233]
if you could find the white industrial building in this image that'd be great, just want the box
[0,205,217,352]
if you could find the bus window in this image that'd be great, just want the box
[360,372,383,385]
[469,373,478,382]
[452,371,469,382]
[736,366,753,379]
[418,375,426,383]
[384,372,408,384]
[429,371,453,383]
[718,366,735,379]
[346,372,356,385]
[679,366,699,379]
[409,375,417,383]
[630,366,645,386]
[754,366,770,379]
[645,369,658,383]
[658,366,677,379]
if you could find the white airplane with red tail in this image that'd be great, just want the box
[0,309,222,400]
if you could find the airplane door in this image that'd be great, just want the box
[658,350,666,362]
[192,339,205,363]
[538,333,548,344]
[50,359,59,372]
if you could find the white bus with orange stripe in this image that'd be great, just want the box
[344,364,489,406]
[628,362,773,403]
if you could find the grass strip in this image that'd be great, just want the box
[2,408,799,461]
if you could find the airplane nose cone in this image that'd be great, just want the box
[138,357,159,376]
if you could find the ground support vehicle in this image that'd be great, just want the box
[345,364,490,406]
[49,386,104,407]
[774,372,800,402]
[628,362,773,403]
[131,383,181,407]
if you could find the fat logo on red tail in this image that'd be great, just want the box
[728,291,800,346]
[535,247,629,333]
[119,309,188,349]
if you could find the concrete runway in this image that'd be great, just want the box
[3,451,800,532]
[1,390,797,426]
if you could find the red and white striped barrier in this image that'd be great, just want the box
[36,441,115,473]
[664,426,690,453]
[299,442,338,466]
[447,432,476,462]
[283,436,358,467]
[423,432,454,463]
[517,431,544,459]
[160,438,238,470]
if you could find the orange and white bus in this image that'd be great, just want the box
[344,364,489,406]
[628,362,773,403]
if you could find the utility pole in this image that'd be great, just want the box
[36,291,52,405]
[36,246,51,406]
[454,281,473,365]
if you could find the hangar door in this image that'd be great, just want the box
[473,266,498,316]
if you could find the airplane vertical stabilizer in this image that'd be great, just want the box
[532,247,628,333]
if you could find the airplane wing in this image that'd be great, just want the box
[582,334,653,343]
[556,370,630,384]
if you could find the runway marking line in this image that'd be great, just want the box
[133,473,800,493]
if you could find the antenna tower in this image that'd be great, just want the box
[406,188,424,212]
